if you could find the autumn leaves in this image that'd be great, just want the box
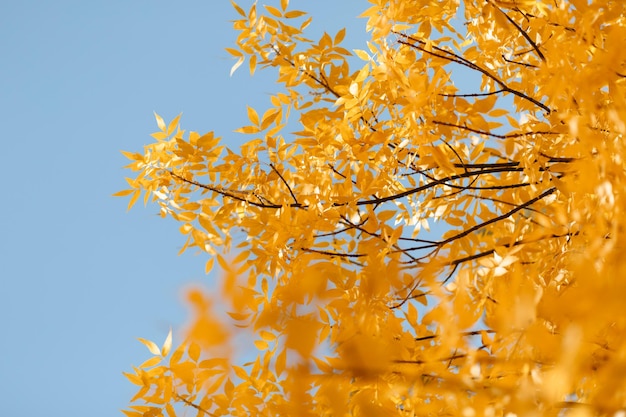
[121,1,626,415]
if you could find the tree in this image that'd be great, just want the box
[118,1,626,416]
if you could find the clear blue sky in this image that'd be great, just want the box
[0,1,367,416]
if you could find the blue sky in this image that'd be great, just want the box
[0,1,368,416]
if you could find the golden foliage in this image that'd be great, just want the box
[120,1,626,416]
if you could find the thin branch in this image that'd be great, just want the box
[438,187,557,246]
[175,395,217,417]
[439,89,506,98]
[440,137,468,174]
[394,353,467,365]
[394,32,551,113]
[340,214,433,249]
[492,2,546,62]
[538,152,575,163]
[269,163,299,205]
[390,274,426,309]
[401,187,558,254]
[446,231,573,268]
[170,171,287,209]
[272,44,378,132]
[356,167,533,207]
[432,120,558,140]
[300,247,367,258]
[503,54,538,68]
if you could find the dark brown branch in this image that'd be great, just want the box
[439,89,506,98]
[356,167,532,207]
[401,187,558,255]
[394,32,551,113]
[300,247,366,258]
[172,162,546,217]
[439,186,557,246]
[493,3,546,62]
[338,215,405,250]
[170,171,285,209]
[269,163,299,205]
[553,401,595,410]
[432,120,558,140]
[446,231,573,268]
[175,394,216,417]
[394,354,466,365]
[390,275,427,309]
[538,152,575,163]
[449,162,515,170]
[272,44,378,132]
[314,220,365,238]
[440,263,459,285]
[340,214,435,246]
[502,54,538,68]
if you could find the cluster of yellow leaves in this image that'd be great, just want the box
[119,0,626,416]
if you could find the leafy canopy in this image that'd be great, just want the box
[118,0,626,416]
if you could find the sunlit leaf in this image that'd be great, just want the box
[137,337,161,356]
[230,57,244,77]
[161,328,173,357]
[284,10,306,18]
[154,112,166,132]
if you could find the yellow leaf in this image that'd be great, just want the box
[226,311,250,321]
[130,386,149,403]
[231,0,245,16]
[260,107,279,130]
[275,348,287,376]
[112,189,134,197]
[123,371,142,386]
[247,106,259,126]
[205,257,215,274]
[249,53,257,76]
[489,108,509,117]
[334,28,346,45]
[176,211,196,222]
[150,131,168,140]
[233,365,248,380]
[186,289,229,348]
[137,337,161,356]
[216,253,230,271]
[127,190,140,211]
[169,343,185,367]
[224,47,243,58]
[189,341,200,362]
[473,94,497,113]
[167,113,181,136]
[264,4,282,17]
[353,49,370,61]
[284,10,306,18]
[254,339,269,350]
[230,57,244,77]
[349,82,358,96]
[154,112,166,132]
[259,330,276,341]
[233,125,260,134]
[120,150,143,161]
[285,315,321,358]
[165,403,177,417]
[139,356,162,368]
[445,216,464,226]
[233,250,249,265]
[161,328,173,357]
